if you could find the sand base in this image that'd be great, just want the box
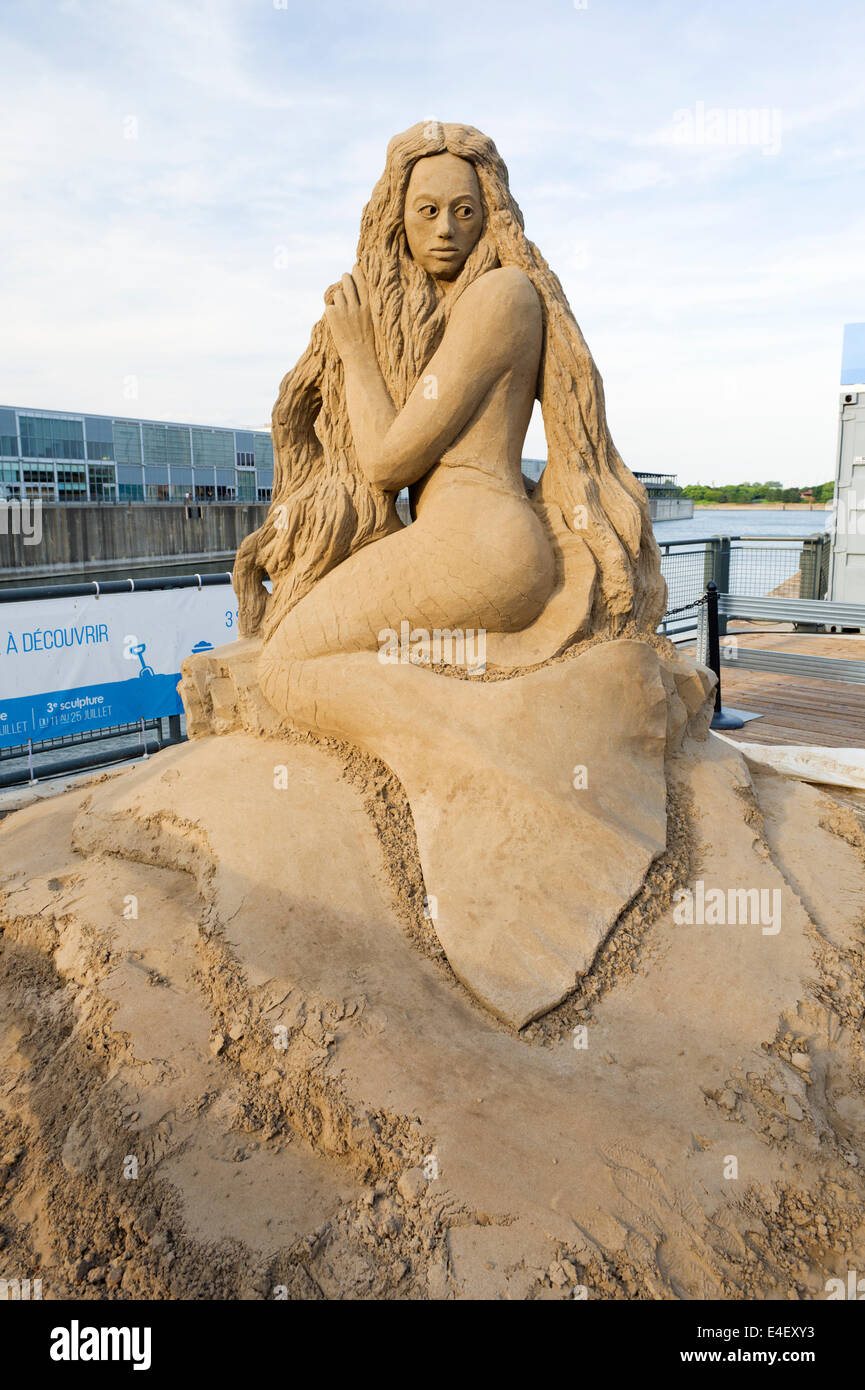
[2,710,865,1300]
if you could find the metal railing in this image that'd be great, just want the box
[0,571,232,603]
[691,583,865,738]
[658,533,831,637]
[0,717,184,788]
[705,592,865,685]
[717,593,863,627]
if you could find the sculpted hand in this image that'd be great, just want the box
[324,265,375,365]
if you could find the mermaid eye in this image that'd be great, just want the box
[455,205,475,219]
[419,203,437,218]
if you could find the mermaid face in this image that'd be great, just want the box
[403,153,483,281]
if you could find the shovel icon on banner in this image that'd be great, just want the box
[129,642,156,678]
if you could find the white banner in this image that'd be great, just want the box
[0,584,240,748]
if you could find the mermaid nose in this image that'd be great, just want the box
[435,212,455,240]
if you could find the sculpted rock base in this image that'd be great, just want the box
[179,636,713,1026]
[4,707,865,1299]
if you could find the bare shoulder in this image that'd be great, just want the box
[456,266,541,324]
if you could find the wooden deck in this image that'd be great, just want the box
[680,625,865,748]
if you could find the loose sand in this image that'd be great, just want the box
[1,699,864,1298]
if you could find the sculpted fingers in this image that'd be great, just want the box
[353,263,369,307]
[324,290,348,347]
[341,272,360,307]
[325,270,374,360]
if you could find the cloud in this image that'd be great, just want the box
[1,0,864,486]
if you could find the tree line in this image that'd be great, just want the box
[681,481,835,505]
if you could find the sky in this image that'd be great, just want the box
[2,0,864,486]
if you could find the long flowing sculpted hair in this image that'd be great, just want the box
[235,121,666,643]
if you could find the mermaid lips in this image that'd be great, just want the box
[427,247,465,272]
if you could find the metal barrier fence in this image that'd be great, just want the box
[0,533,833,785]
[658,533,830,637]
[0,717,184,788]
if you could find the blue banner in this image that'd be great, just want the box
[0,586,239,749]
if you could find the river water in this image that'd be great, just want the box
[653,508,830,542]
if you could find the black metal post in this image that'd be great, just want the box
[706,581,744,731]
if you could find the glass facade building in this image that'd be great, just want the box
[0,406,274,504]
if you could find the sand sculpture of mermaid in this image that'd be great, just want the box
[233,121,667,717]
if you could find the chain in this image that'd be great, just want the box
[664,592,708,618]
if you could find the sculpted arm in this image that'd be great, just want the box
[326,266,541,492]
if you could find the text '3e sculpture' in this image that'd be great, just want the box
[181,122,715,1028]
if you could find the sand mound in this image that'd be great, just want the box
[2,714,865,1299]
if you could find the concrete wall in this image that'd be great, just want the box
[0,503,268,589]
[649,497,694,521]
